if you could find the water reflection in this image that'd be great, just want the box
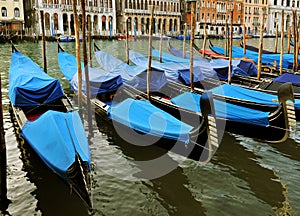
[95,115,207,215]
[215,133,285,210]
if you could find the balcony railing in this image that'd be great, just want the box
[41,4,113,13]
[124,8,180,16]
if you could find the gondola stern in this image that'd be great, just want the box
[58,42,65,53]
[189,91,219,162]
[278,82,294,103]
[66,154,92,209]
[94,42,100,52]
[276,82,297,140]
[12,43,19,53]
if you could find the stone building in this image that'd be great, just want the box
[0,0,24,35]
[268,0,300,35]
[194,0,243,36]
[115,0,181,36]
[23,0,117,36]
[244,0,268,35]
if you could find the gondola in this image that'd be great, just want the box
[58,35,75,42]
[58,44,219,162]
[175,41,300,96]
[94,44,296,143]
[141,43,300,120]
[8,44,92,208]
[162,41,259,81]
[239,41,278,54]
[209,40,298,70]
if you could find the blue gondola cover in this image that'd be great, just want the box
[58,51,123,95]
[108,98,193,144]
[22,110,90,181]
[129,50,203,84]
[94,50,168,91]
[9,52,64,107]
[273,73,300,85]
[171,92,270,126]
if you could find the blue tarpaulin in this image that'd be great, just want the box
[210,44,298,69]
[211,83,281,106]
[211,83,300,111]
[171,92,270,126]
[165,45,258,80]
[9,52,64,107]
[94,50,167,91]
[129,50,204,84]
[108,98,193,144]
[58,51,123,95]
[22,110,90,181]
[273,73,300,85]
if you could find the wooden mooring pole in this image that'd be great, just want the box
[202,24,207,58]
[159,22,163,63]
[274,23,278,53]
[147,5,155,101]
[243,24,246,54]
[125,18,129,64]
[189,0,196,91]
[280,10,284,75]
[40,11,47,73]
[72,0,82,115]
[183,23,187,58]
[257,8,266,80]
[81,0,93,136]
[88,17,92,67]
[0,68,7,202]
[228,10,233,84]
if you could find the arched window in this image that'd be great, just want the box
[102,15,106,31]
[1,7,7,17]
[14,8,20,17]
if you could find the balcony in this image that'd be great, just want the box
[40,4,113,14]
[124,8,180,16]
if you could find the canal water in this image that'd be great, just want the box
[0,38,299,216]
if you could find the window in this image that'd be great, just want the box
[14,8,20,17]
[1,7,7,17]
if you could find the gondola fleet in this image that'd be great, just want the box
[7,35,300,208]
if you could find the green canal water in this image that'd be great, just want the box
[0,38,299,215]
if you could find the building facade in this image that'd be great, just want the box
[115,0,181,36]
[194,0,243,36]
[268,0,300,35]
[24,0,117,36]
[244,0,268,35]
[0,0,24,35]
